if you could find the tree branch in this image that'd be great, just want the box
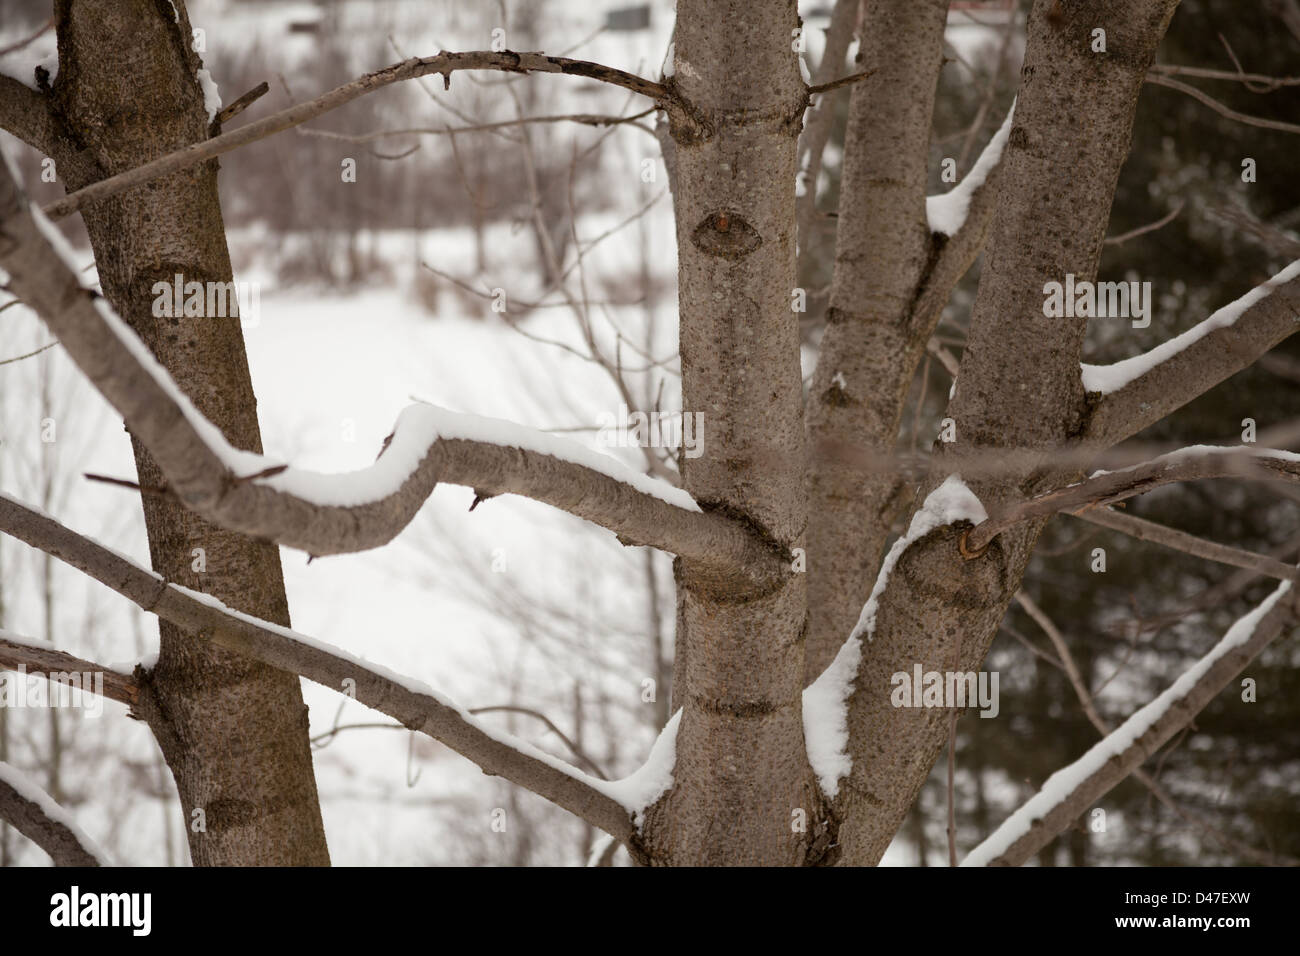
[0,761,108,866]
[41,51,672,221]
[1145,72,1300,136]
[1073,506,1300,583]
[795,0,858,249]
[963,446,1300,556]
[0,491,651,859]
[0,72,57,154]
[298,107,658,144]
[911,103,1015,335]
[1083,260,1300,446]
[964,580,1297,866]
[0,164,786,591]
[0,631,139,706]
[1014,591,1300,867]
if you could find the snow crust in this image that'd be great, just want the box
[961,579,1291,866]
[1081,259,1300,394]
[802,475,988,797]
[926,103,1015,237]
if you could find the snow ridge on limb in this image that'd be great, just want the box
[0,491,678,858]
[1083,259,1300,446]
[0,164,784,588]
[925,102,1016,238]
[962,579,1296,867]
[0,761,110,866]
[802,476,988,797]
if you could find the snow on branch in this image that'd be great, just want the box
[41,51,672,222]
[0,491,677,860]
[962,445,1300,556]
[0,164,784,588]
[0,761,110,866]
[1083,260,1300,446]
[912,103,1015,331]
[925,103,1015,239]
[803,476,988,797]
[962,578,1297,867]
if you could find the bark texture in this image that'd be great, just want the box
[804,0,953,680]
[831,0,1182,865]
[640,0,826,866]
[45,0,329,865]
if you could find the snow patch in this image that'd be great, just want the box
[1081,259,1300,394]
[926,102,1015,237]
[196,68,222,123]
[802,475,988,797]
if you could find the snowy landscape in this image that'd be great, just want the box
[0,0,1297,881]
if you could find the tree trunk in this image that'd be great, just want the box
[640,0,827,866]
[46,0,329,866]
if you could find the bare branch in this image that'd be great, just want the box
[0,761,107,866]
[0,491,649,858]
[795,0,858,249]
[1149,62,1300,91]
[1083,260,1300,446]
[1073,506,1300,583]
[963,446,1300,556]
[42,51,672,221]
[965,581,1297,866]
[0,166,786,591]
[1145,72,1300,136]
[212,80,270,127]
[0,631,139,706]
[1103,200,1183,247]
[298,107,657,144]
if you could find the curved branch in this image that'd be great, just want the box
[964,580,1297,866]
[42,51,671,221]
[0,491,652,859]
[964,446,1300,555]
[0,761,108,866]
[0,165,785,590]
[1083,260,1300,446]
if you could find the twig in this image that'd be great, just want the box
[213,80,270,126]
[1103,201,1183,246]
[43,51,672,221]
[1145,72,1300,136]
